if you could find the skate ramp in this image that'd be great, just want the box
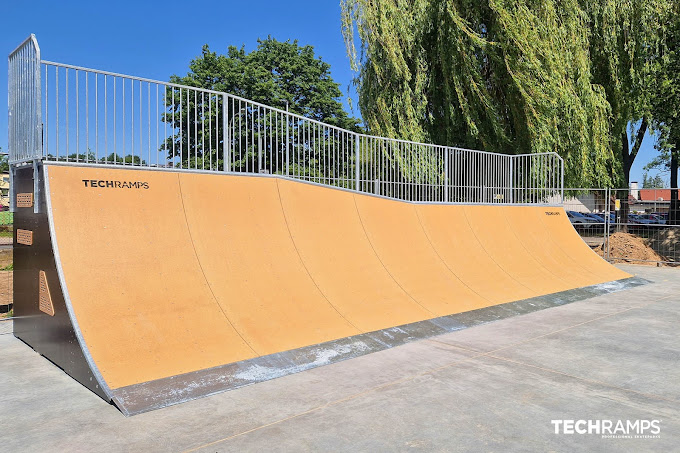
[32,164,632,414]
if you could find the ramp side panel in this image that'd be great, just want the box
[178,173,359,356]
[415,204,537,303]
[537,207,632,281]
[46,165,255,389]
[13,165,108,400]
[353,195,489,316]
[277,179,432,332]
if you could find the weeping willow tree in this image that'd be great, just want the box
[341,0,668,188]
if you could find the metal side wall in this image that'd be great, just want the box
[12,164,108,400]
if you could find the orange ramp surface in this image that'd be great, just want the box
[34,164,633,414]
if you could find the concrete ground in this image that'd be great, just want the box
[0,264,678,452]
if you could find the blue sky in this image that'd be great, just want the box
[0,0,665,186]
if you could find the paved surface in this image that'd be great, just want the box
[0,264,677,452]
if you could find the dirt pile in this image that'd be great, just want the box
[595,232,666,265]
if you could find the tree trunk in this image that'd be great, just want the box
[670,150,679,226]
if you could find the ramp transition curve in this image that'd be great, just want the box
[13,164,634,415]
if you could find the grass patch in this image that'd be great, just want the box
[0,231,12,238]
[0,212,12,226]
[1,263,13,271]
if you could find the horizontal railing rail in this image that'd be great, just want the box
[9,35,564,205]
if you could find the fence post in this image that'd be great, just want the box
[444,148,449,203]
[560,158,564,205]
[222,94,229,172]
[258,107,263,172]
[605,187,610,262]
[355,134,360,192]
[509,156,514,203]
[285,102,290,177]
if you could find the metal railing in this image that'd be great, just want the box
[9,35,564,205]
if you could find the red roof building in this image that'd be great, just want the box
[637,189,671,202]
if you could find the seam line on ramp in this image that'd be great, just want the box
[176,174,257,354]
[461,206,537,295]
[351,194,434,316]
[413,207,491,304]
[274,179,361,332]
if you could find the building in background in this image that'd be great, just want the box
[0,173,9,208]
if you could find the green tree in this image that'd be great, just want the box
[647,1,680,223]
[583,1,669,189]
[163,37,360,175]
[642,171,666,189]
[342,0,616,188]
[0,147,7,173]
[341,0,670,190]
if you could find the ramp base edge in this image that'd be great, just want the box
[111,276,647,416]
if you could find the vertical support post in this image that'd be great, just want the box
[258,107,263,172]
[33,159,41,214]
[605,187,610,262]
[444,148,449,203]
[355,134,360,192]
[222,94,229,172]
[285,101,290,177]
[509,156,514,203]
[560,157,564,205]
[9,166,15,213]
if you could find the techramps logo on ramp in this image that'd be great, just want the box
[81,179,150,189]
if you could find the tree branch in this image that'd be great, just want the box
[630,116,648,159]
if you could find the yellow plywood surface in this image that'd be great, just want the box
[538,207,632,281]
[503,207,606,287]
[354,195,489,315]
[277,179,432,331]
[46,166,255,389]
[462,205,573,295]
[45,165,631,390]
[415,204,537,303]
[178,173,358,355]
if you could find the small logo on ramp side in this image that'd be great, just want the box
[82,180,149,189]
[545,211,561,216]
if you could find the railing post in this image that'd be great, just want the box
[258,107,263,172]
[509,156,514,203]
[560,157,564,204]
[222,94,229,172]
[355,134,360,192]
[285,102,290,177]
[444,148,449,203]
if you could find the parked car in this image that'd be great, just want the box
[566,211,600,231]
[583,213,606,223]
[637,213,666,225]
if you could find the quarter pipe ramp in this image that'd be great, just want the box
[13,163,637,415]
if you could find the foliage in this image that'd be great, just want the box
[341,0,671,188]
[642,172,666,189]
[45,152,145,166]
[583,0,670,186]
[0,148,7,173]
[648,1,680,186]
[162,37,360,172]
